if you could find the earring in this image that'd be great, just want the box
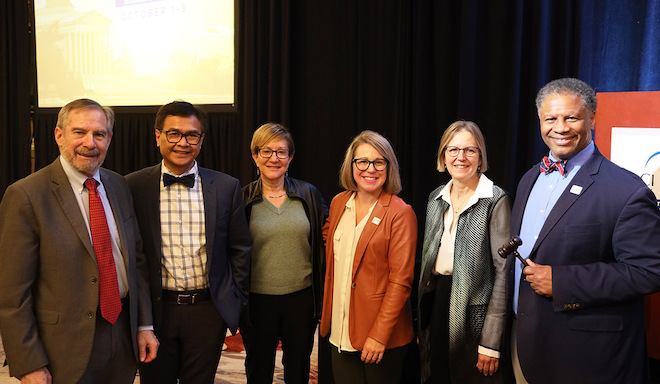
[256,168,260,176]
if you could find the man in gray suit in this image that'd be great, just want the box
[0,98,159,384]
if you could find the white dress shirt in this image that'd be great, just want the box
[59,156,129,297]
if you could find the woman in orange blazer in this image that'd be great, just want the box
[320,130,417,384]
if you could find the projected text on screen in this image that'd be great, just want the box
[35,0,234,108]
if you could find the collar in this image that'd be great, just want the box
[548,141,595,174]
[343,191,380,222]
[345,192,357,210]
[435,173,494,203]
[59,156,101,192]
[160,161,198,178]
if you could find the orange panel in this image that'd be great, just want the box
[595,91,660,159]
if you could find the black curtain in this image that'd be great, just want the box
[0,1,33,197]
[236,0,293,185]
[10,0,659,206]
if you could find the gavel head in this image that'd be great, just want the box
[497,235,522,258]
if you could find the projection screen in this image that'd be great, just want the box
[34,0,234,108]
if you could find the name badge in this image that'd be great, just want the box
[570,185,583,195]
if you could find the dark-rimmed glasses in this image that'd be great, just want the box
[353,158,388,171]
[444,146,480,157]
[163,130,203,145]
[258,148,290,159]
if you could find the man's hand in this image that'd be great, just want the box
[476,354,499,376]
[523,259,553,297]
[21,367,52,384]
[361,337,386,364]
[138,330,159,363]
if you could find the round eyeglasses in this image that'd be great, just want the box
[163,130,203,145]
[353,158,389,171]
[258,148,290,159]
[444,146,480,157]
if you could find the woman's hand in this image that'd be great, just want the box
[476,353,499,376]
[361,337,386,364]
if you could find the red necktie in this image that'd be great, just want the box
[85,178,122,324]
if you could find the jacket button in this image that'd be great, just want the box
[351,283,356,289]
[90,276,97,283]
[87,312,94,318]
[156,297,162,302]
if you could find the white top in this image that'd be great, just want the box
[433,174,494,275]
[330,192,376,352]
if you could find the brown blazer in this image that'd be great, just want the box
[0,159,151,383]
[320,190,417,350]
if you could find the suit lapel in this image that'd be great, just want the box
[49,160,95,259]
[531,151,602,256]
[144,165,164,260]
[325,192,350,269]
[101,170,129,265]
[512,167,540,236]
[352,192,391,280]
[200,168,216,263]
[420,196,447,279]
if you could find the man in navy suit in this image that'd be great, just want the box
[508,78,660,384]
[126,101,251,384]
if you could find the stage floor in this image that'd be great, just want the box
[1,330,318,384]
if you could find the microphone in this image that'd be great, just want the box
[497,235,528,267]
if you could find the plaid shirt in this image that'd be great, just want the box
[159,163,208,291]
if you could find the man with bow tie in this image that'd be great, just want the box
[507,78,660,384]
[125,101,251,383]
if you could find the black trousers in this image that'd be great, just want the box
[241,287,316,384]
[139,298,227,384]
[330,343,408,384]
[78,301,137,384]
[428,274,452,384]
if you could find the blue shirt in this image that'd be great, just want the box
[513,141,595,313]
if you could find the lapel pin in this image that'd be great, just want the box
[372,217,381,225]
[570,185,583,195]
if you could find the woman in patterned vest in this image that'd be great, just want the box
[417,120,513,384]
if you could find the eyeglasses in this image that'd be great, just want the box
[258,148,290,159]
[163,130,203,145]
[444,146,480,157]
[353,158,388,171]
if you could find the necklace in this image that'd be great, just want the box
[264,192,286,199]
[450,191,472,214]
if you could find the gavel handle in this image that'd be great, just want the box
[513,251,529,267]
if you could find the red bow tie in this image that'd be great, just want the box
[539,156,567,176]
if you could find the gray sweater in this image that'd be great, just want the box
[248,198,312,295]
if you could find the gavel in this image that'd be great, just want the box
[497,235,529,267]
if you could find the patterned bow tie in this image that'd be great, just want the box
[163,173,195,188]
[539,156,567,176]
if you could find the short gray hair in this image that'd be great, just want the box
[57,98,114,133]
[535,78,597,114]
